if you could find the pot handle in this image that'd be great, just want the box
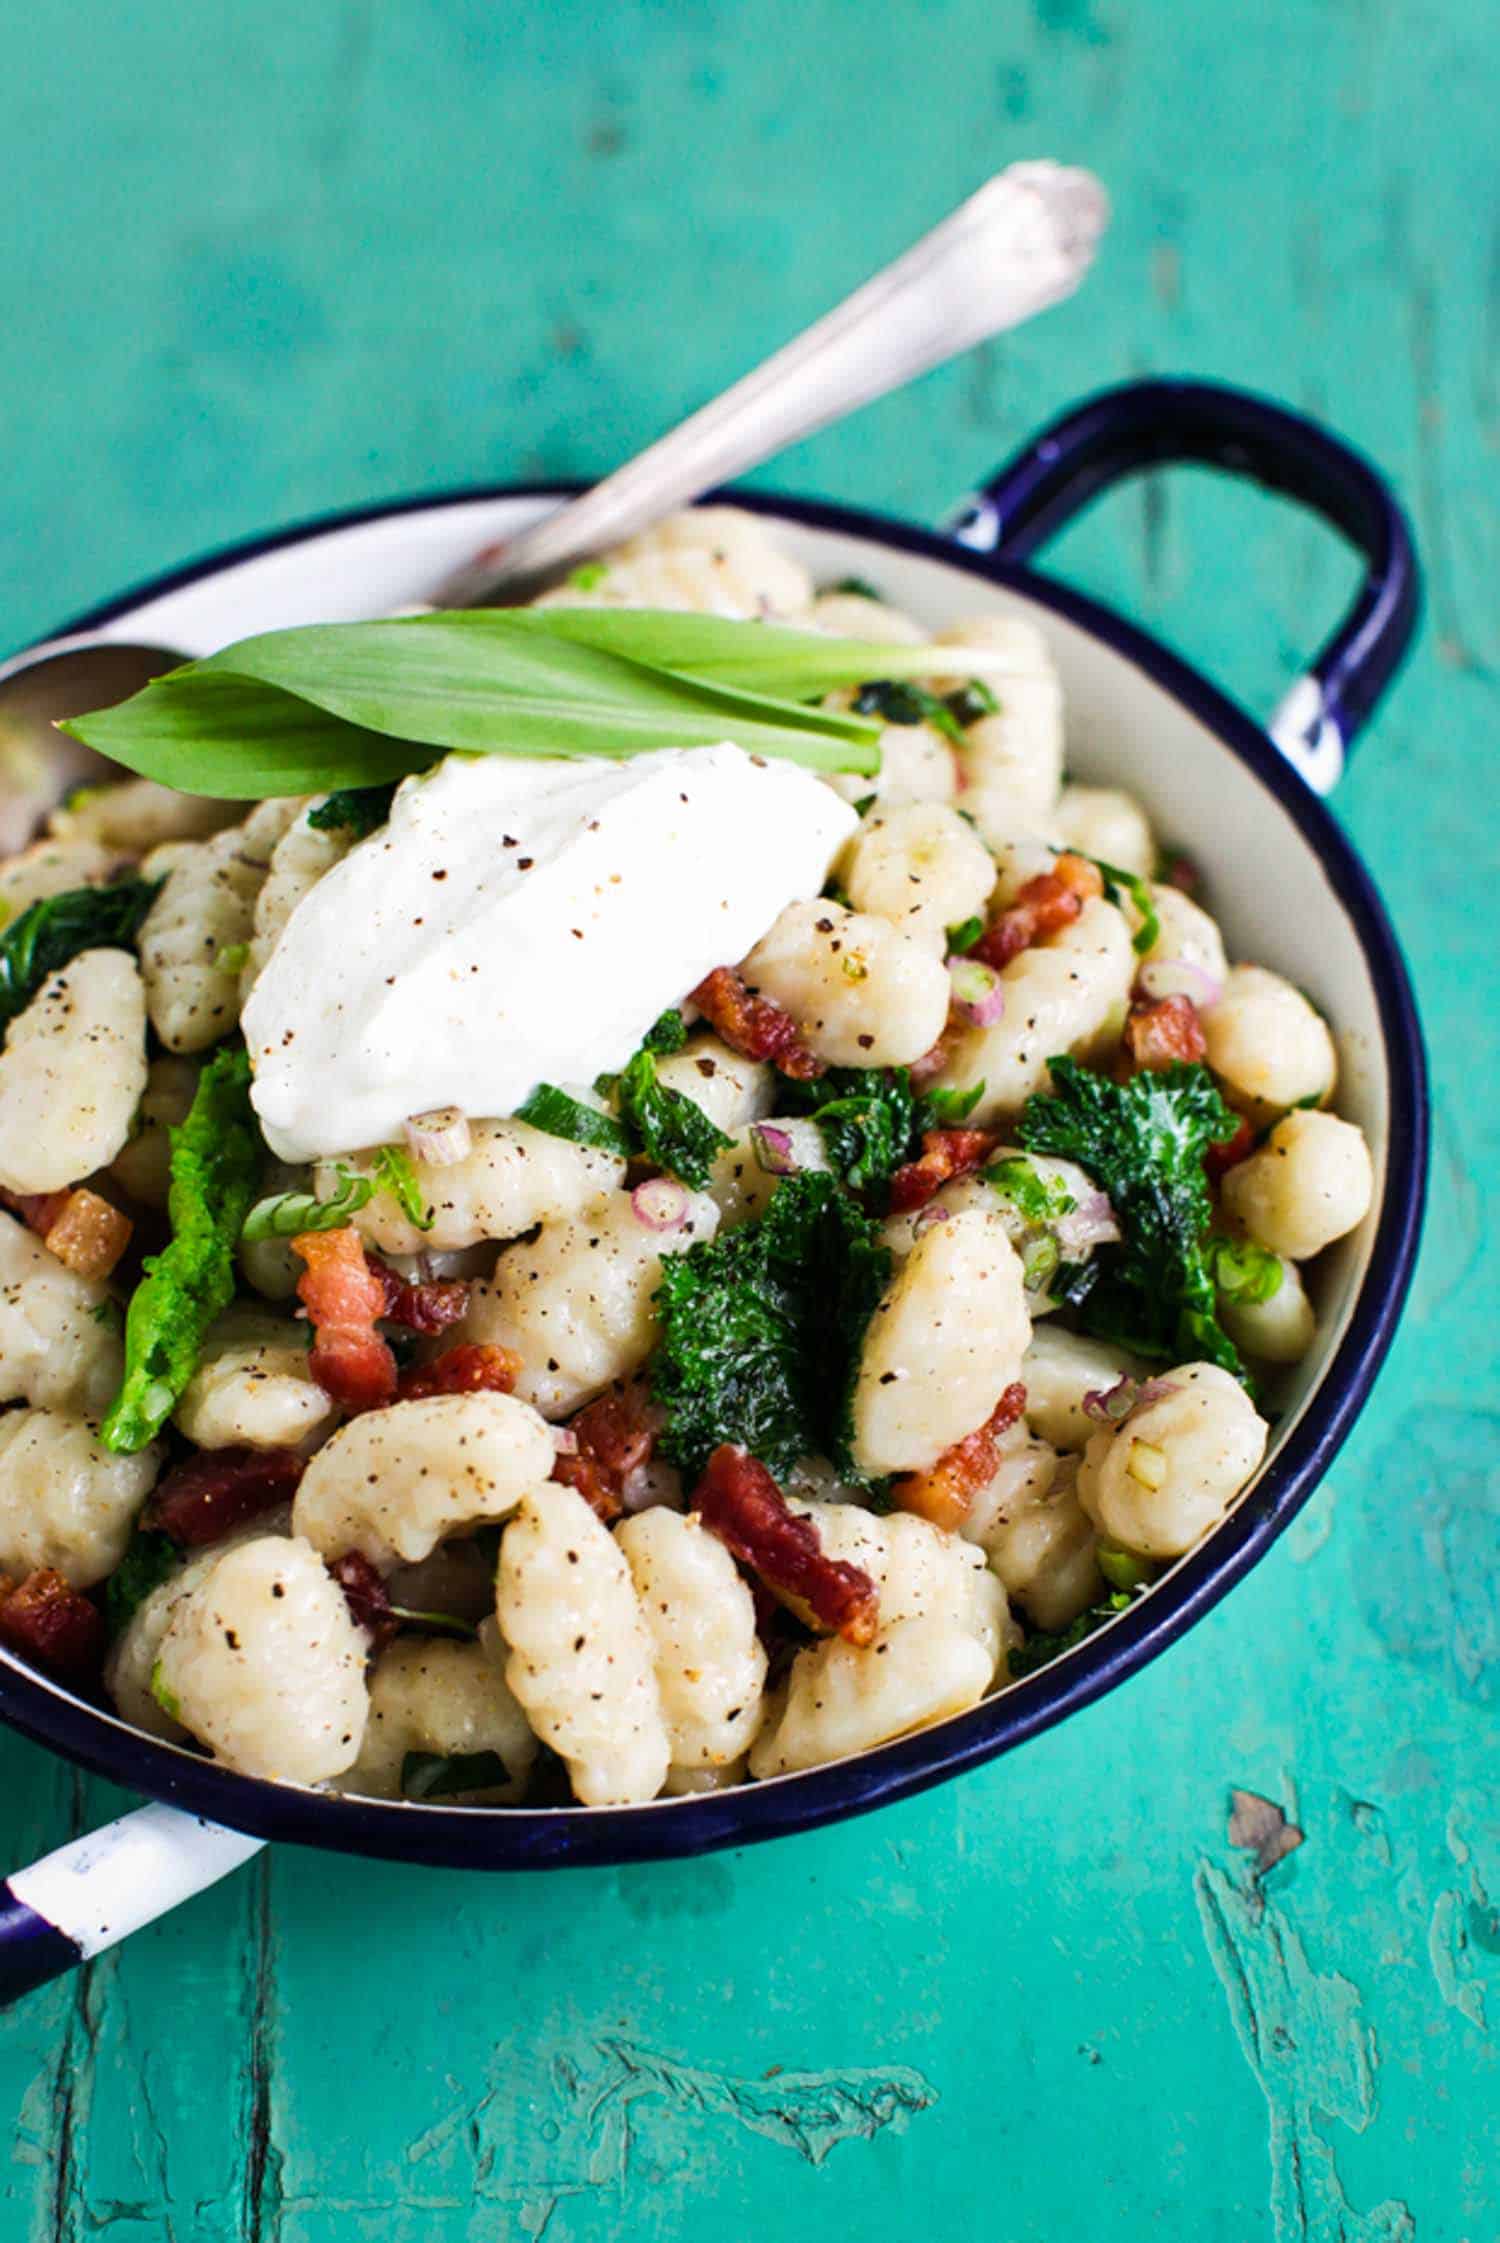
[0,1804,263,2007]
[947,377,1420,794]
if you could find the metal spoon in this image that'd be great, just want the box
[0,161,1106,839]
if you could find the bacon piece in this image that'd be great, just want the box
[369,1257,470,1335]
[1122,993,1207,1074]
[1157,850,1201,897]
[908,1036,952,1091]
[552,1382,663,1523]
[2,1188,71,1236]
[888,1127,999,1214]
[0,1568,105,1687]
[689,965,827,1082]
[1204,1115,1256,1185]
[293,1228,397,1412]
[891,1382,1028,1533]
[398,1343,521,1402]
[973,853,1104,972]
[144,1446,305,1548]
[328,1551,399,1653]
[693,1445,879,1645]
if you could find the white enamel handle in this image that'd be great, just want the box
[1,1805,263,2006]
[437,160,1108,605]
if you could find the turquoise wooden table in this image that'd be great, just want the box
[2,4,1495,2236]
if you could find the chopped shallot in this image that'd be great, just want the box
[404,1107,472,1167]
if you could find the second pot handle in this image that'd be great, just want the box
[1,1804,263,2008]
[948,377,1420,795]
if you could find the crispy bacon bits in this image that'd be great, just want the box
[0,1569,105,1687]
[328,1551,399,1654]
[1122,993,1208,1074]
[693,1444,879,1645]
[1204,1115,1256,1185]
[552,1382,664,1522]
[370,1258,470,1335]
[2,1185,133,1280]
[293,1228,397,1412]
[891,1382,1028,1533]
[398,1343,521,1402]
[144,1446,305,1548]
[888,1127,999,1214]
[974,853,1103,972]
[689,965,827,1082]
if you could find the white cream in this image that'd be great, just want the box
[242,744,857,1162]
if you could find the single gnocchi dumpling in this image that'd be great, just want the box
[749,1615,994,1779]
[706,1117,832,1230]
[1202,965,1337,1122]
[0,948,148,1195]
[292,1390,555,1568]
[1137,883,1229,996]
[936,613,1064,820]
[1218,1253,1317,1364]
[617,1507,767,1767]
[825,718,957,810]
[0,836,123,919]
[836,802,995,954]
[1020,1323,1147,1452]
[967,1441,1103,1632]
[0,1208,127,1417]
[800,1501,1016,1674]
[0,1407,161,1589]
[105,1506,295,1740]
[741,897,950,1069]
[850,1208,1031,1476]
[802,588,927,643]
[174,1307,339,1452]
[457,1187,718,1419]
[49,778,238,854]
[1053,784,1155,876]
[1221,1108,1373,1261]
[536,506,811,619]
[935,896,1135,1126]
[652,1033,774,1131]
[1076,1363,1269,1560]
[154,1533,370,1785]
[339,1623,537,1803]
[138,800,300,1053]
[496,1483,669,1805]
[319,1117,626,1256]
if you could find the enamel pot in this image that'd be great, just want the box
[0,379,1427,2002]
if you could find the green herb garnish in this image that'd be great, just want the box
[1096,1544,1153,1592]
[1090,858,1160,957]
[512,1085,635,1159]
[641,1007,688,1056]
[985,1155,1077,1228]
[831,575,882,601]
[307,782,399,837]
[946,915,985,956]
[917,1080,986,1128]
[1017,1059,1248,1382]
[373,1144,433,1232]
[566,561,609,591]
[149,1659,183,1722]
[0,880,161,1040]
[101,1046,263,1454]
[400,1749,511,1800]
[60,612,914,796]
[240,1165,376,1242]
[387,1607,480,1641]
[652,1171,890,1482]
[943,679,999,728]
[1211,1233,1284,1306]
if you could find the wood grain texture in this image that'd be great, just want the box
[1,2,1496,2236]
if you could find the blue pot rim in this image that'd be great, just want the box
[0,480,1428,1870]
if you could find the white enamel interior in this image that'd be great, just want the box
[41,493,1391,1784]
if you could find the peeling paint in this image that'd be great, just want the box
[1195,1862,1415,2243]
[405,2036,935,2231]
[1427,1792,1500,2034]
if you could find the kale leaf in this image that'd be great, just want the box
[0,879,161,1040]
[104,1529,180,1637]
[1017,1058,1247,1380]
[651,1171,890,1483]
[782,1065,986,1198]
[307,782,398,837]
[614,1046,732,1188]
[1008,1591,1133,1678]
[101,1046,263,1454]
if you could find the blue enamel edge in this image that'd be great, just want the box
[0,468,1429,1872]
[0,1880,83,2007]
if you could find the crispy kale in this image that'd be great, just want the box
[100,1046,263,1454]
[1017,1058,1248,1381]
[1008,1591,1133,1679]
[307,782,398,837]
[651,1171,890,1483]
[782,1066,985,1197]
[519,1013,727,1188]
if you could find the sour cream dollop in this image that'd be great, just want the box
[243,744,857,1162]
